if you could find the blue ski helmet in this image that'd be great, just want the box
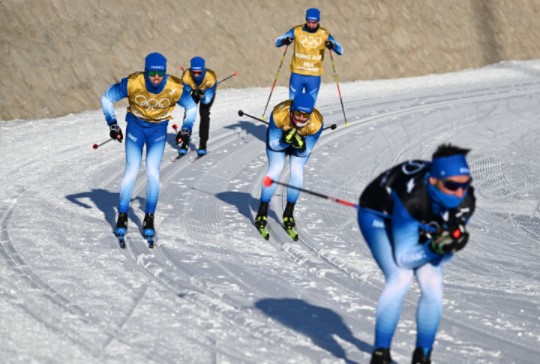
[291,93,315,127]
[306,8,321,22]
[190,56,205,71]
[292,93,315,114]
[145,52,167,72]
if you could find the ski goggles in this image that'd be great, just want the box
[191,70,203,76]
[147,70,165,77]
[291,110,311,127]
[442,178,472,191]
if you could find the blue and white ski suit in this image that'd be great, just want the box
[101,73,197,214]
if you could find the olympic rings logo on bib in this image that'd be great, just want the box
[298,35,323,49]
[134,95,171,110]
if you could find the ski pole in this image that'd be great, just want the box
[328,50,349,127]
[238,110,269,124]
[263,176,358,208]
[262,176,437,232]
[262,45,289,119]
[92,138,115,150]
[218,72,238,85]
[239,110,337,130]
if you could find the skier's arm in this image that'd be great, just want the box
[267,116,289,151]
[202,83,217,104]
[296,125,322,157]
[275,29,295,47]
[327,34,344,55]
[177,89,198,130]
[101,78,128,125]
[391,194,445,269]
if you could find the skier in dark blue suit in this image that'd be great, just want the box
[358,144,475,364]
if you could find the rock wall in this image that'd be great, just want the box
[1,0,540,120]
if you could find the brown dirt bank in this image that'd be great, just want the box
[1,0,540,120]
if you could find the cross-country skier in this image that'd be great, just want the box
[177,56,217,157]
[254,92,323,240]
[357,144,476,364]
[275,7,343,102]
[100,52,197,246]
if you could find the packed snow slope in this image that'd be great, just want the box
[1,60,539,364]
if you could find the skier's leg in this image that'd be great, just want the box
[260,149,286,203]
[415,263,444,353]
[304,75,321,104]
[144,123,167,214]
[358,208,414,349]
[198,96,214,152]
[286,154,309,203]
[118,122,144,213]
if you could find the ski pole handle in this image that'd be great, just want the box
[238,110,269,125]
[92,138,114,150]
[323,124,337,131]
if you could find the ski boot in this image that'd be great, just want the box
[412,347,431,364]
[370,348,393,364]
[282,202,298,241]
[254,201,270,240]
[114,212,128,249]
[143,213,156,249]
[197,144,207,157]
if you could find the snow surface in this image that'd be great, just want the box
[1,60,540,364]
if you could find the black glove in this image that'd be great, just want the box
[175,129,191,147]
[190,89,204,103]
[325,40,335,50]
[429,224,469,254]
[291,133,306,152]
[281,128,297,145]
[283,37,293,46]
[109,123,123,142]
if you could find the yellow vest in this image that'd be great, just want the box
[126,72,184,123]
[291,25,331,76]
[272,100,323,136]
[181,69,217,90]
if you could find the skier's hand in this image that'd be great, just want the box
[109,123,123,142]
[291,133,306,152]
[429,224,469,254]
[176,129,190,147]
[281,128,297,145]
[283,37,293,46]
[325,40,335,50]
[190,89,204,103]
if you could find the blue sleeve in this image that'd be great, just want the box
[177,90,198,130]
[202,83,217,104]
[328,34,344,55]
[391,193,441,269]
[101,78,128,126]
[275,28,295,47]
[296,125,322,157]
[267,116,288,151]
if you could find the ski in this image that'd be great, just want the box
[256,224,270,240]
[117,234,126,249]
[146,235,155,249]
[282,224,299,241]
[189,152,208,163]
[169,151,188,162]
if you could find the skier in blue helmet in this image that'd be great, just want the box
[358,144,476,364]
[176,56,218,157]
[254,93,324,240]
[100,52,197,247]
[275,7,344,102]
